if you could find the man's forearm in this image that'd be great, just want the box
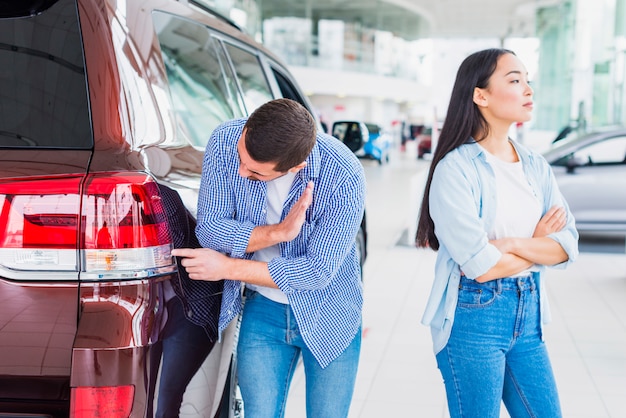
[224,257,278,288]
[172,247,278,288]
[246,224,283,253]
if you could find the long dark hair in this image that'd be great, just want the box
[415,48,515,250]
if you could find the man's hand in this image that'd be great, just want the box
[275,181,314,242]
[533,206,566,238]
[172,248,230,282]
[245,181,314,253]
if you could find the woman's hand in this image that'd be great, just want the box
[533,206,566,237]
[489,238,515,254]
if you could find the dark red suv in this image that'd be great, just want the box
[0,0,365,417]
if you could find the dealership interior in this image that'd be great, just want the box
[194,1,626,417]
[1,1,624,417]
[204,0,626,145]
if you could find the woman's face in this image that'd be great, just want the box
[474,53,534,125]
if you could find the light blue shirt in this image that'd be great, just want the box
[421,140,579,354]
[196,118,366,368]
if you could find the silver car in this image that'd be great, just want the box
[543,127,626,236]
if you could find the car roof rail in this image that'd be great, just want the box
[187,0,244,32]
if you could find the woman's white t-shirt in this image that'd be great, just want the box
[484,149,542,276]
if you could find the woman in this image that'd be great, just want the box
[416,48,579,417]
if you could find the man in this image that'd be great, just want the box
[172,98,366,417]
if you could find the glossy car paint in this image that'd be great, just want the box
[0,0,326,416]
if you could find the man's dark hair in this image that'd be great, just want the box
[243,98,317,172]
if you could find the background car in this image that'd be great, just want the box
[0,1,366,417]
[416,126,433,159]
[364,123,392,164]
[331,120,391,164]
[543,127,626,236]
[417,123,443,159]
[551,122,583,144]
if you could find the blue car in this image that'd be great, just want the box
[332,121,391,164]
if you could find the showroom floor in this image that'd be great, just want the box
[285,145,626,418]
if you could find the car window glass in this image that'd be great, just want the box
[365,123,380,135]
[153,12,244,148]
[332,121,363,152]
[0,0,91,148]
[223,42,273,113]
[572,136,626,164]
[332,123,346,141]
[271,67,305,104]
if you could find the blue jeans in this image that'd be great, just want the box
[154,296,216,418]
[237,289,361,418]
[436,275,562,418]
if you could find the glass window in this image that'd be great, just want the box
[272,66,307,106]
[573,136,626,165]
[153,12,244,148]
[223,42,273,113]
[0,0,91,148]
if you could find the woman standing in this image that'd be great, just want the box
[416,48,579,417]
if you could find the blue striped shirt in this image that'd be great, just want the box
[196,118,366,368]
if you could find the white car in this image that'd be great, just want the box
[543,127,626,236]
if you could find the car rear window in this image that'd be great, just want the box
[0,0,92,149]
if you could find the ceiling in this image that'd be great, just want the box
[258,0,566,40]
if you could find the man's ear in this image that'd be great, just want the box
[473,87,488,107]
[288,161,307,174]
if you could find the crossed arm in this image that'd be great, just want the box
[475,205,569,283]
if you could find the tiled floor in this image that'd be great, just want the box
[285,146,626,417]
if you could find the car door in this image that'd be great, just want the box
[552,135,626,232]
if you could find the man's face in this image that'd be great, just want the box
[236,133,287,182]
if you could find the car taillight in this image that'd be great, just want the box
[70,385,134,418]
[0,172,173,278]
[81,172,172,278]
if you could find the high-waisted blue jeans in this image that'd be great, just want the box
[237,289,361,418]
[436,275,562,418]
